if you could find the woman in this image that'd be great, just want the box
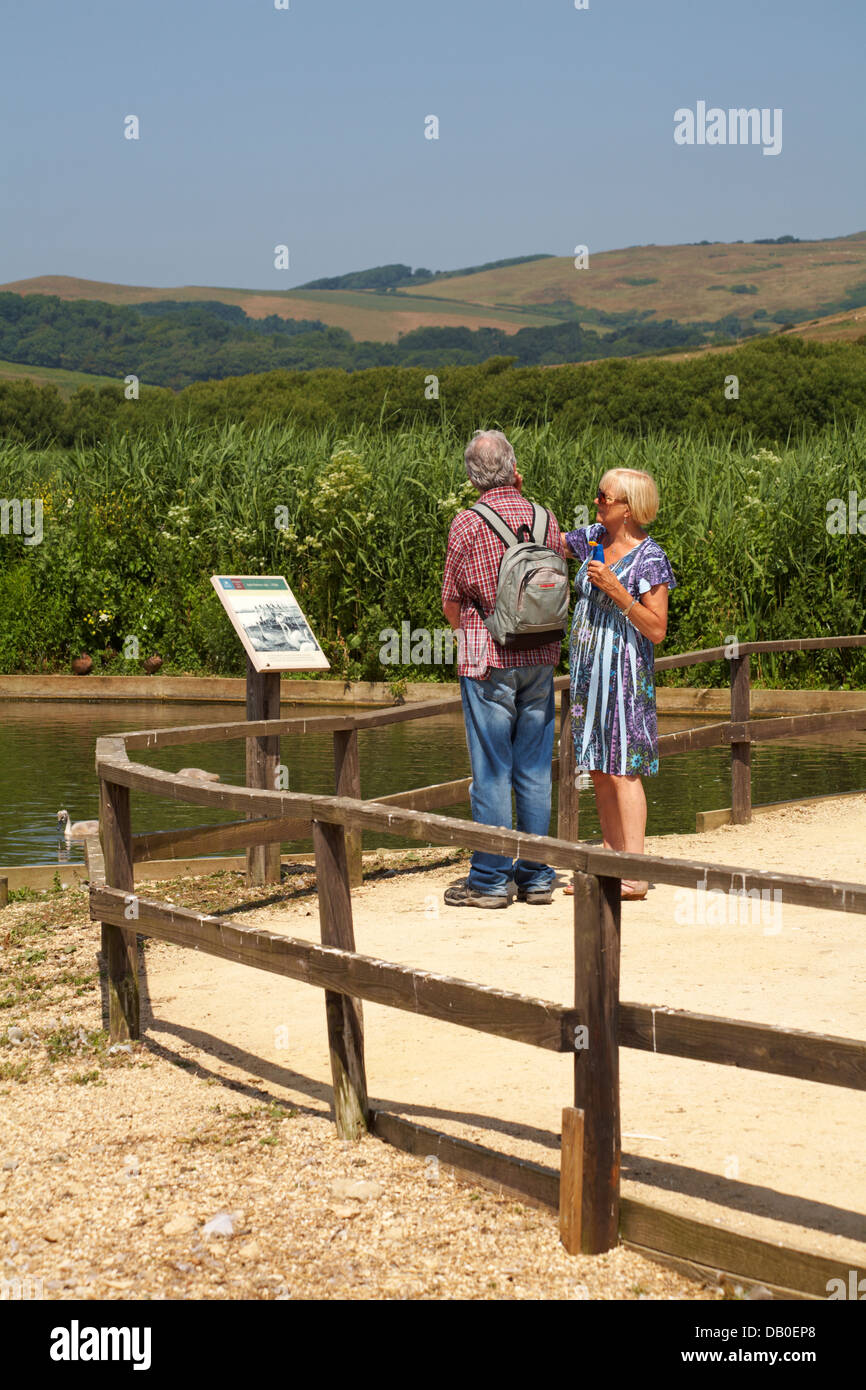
[563,469,676,900]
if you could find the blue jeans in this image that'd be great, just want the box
[460,665,556,897]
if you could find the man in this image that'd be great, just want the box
[441,429,566,908]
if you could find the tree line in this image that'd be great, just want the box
[0,288,778,388]
[1,335,864,449]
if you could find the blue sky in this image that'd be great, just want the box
[1,0,863,289]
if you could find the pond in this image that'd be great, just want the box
[2,699,866,866]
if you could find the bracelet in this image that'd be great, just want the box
[622,598,638,621]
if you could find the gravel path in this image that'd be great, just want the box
[0,868,721,1302]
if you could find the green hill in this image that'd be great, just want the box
[405,232,866,328]
[1,232,865,389]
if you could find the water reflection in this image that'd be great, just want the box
[1,698,865,866]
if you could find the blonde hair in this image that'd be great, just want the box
[601,468,659,527]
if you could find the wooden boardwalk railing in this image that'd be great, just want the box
[116,634,866,883]
[88,635,866,1292]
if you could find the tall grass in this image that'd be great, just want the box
[0,416,863,686]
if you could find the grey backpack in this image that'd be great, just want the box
[471,501,570,649]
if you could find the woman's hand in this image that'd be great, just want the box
[586,560,625,599]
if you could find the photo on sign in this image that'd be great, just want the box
[235,597,319,654]
[210,575,330,673]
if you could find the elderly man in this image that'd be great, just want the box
[441,430,566,908]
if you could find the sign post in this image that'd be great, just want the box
[245,658,282,884]
[211,576,330,886]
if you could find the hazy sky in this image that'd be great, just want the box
[2,0,863,289]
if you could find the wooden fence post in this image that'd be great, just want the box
[333,729,363,887]
[98,777,139,1043]
[246,658,282,885]
[730,652,752,825]
[559,1105,585,1254]
[571,868,621,1253]
[558,688,579,842]
[312,818,369,1140]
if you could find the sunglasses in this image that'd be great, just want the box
[595,484,623,505]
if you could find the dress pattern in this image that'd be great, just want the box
[564,522,677,776]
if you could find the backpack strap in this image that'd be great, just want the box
[473,500,550,547]
[471,501,520,548]
[530,504,551,547]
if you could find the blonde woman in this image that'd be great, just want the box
[563,469,676,900]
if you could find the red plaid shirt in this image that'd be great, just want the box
[441,486,567,679]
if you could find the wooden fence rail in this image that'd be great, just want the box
[87,631,866,1287]
[119,634,865,872]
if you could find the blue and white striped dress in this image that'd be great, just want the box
[564,523,676,776]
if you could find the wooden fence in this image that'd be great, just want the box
[88,634,866,1295]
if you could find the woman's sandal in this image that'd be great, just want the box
[620,880,649,901]
[562,879,648,900]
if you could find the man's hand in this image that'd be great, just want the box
[442,599,462,631]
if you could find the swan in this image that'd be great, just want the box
[56,809,100,839]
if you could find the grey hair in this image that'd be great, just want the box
[464,430,516,491]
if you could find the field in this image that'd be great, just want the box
[0,357,117,394]
[403,233,866,327]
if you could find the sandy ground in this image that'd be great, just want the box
[1,879,709,1302]
[1,795,863,1300]
[143,795,866,1273]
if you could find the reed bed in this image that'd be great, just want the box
[0,417,863,685]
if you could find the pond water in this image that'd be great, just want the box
[2,699,866,867]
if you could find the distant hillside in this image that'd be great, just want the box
[0,275,554,344]
[404,231,866,328]
[297,254,554,292]
[0,290,745,387]
[4,234,865,347]
[1,233,864,387]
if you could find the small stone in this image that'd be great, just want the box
[202,1210,240,1238]
[329,1178,383,1202]
[123,1154,140,1176]
[7,1028,23,1045]
[238,1240,260,1260]
[43,1226,64,1243]
[109,1044,133,1056]
[329,1203,359,1220]
[1,1159,19,1171]
[163,1215,196,1237]
[382,1221,407,1242]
